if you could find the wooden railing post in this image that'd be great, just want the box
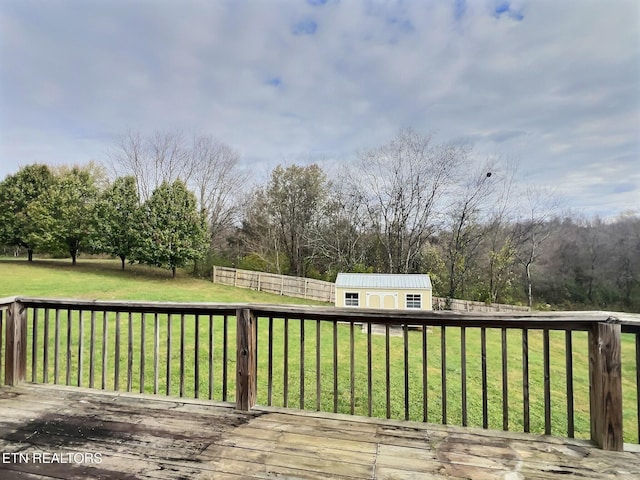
[588,321,623,450]
[5,300,27,386]
[236,308,257,411]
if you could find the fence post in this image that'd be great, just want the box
[5,300,27,386]
[236,308,257,411]
[588,321,623,450]
[212,266,216,283]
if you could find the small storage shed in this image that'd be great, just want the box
[334,273,433,310]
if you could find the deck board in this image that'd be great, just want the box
[0,384,639,479]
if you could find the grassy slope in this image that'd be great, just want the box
[0,258,326,304]
[1,258,637,443]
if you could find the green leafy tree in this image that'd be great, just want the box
[265,164,329,277]
[92,176,140,270]
[134,180,207,277]
[0,164,55,261]
[30,167,99,264]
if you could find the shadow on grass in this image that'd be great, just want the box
[0,257,193,281]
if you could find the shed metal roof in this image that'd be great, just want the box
[335,273,432,290]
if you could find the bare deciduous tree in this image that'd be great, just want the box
[350,129,467,274]
[514,186,559,308]
[107,129,246,248]
[443,161,497,302]
[108,129,191,202]
[190,135,247,245]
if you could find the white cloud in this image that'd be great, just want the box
[0,0,638,217]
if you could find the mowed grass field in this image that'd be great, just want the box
[1,258,639,443]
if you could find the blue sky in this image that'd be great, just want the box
[0,0,638,217]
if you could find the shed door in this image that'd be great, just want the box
[366,292,398,309]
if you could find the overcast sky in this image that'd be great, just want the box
[1,0,638,218]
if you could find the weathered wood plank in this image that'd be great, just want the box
[589,322,623,451]
[1,385,640,480]
[5,301,27,386]
[235,308,257,411]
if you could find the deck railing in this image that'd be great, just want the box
[1,296,638,451]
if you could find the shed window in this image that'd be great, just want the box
[345,292,359,307]
[406,294,421,309]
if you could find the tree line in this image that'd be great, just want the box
[1,129,638,311]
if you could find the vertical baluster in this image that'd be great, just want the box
[101,311,108,390]
[566,330,575,438]
[66,309,72,386]
[284,316,289,407]
[180,313,185,397]
[268,316,273,406]
[154,313,159,395]
[350,321,355,415]
[127,312,133,392]
[255,315,259,393]
[0,310,3,384]
[77,310,84,387]
[115,311,121,391]
[403,322,409,421]
[422,323,428,423]
[333,321,338,413]
[522,329,530,433]
[367,322,372,417]
[222,314,228,401]
[481,327,488,429]
[317,319,321,412]
[300,318,305,410]
[54,309,60,385]
[166,313,171,396]
[543,328,551,435]
[632,332,640,443]
[441,326,447,424]
[89,311,96,388]
[140,313,146,394]
[208,314,213,400]
[32,309,38,383]
[194,314,200,399]
[43,309,49,384]
[502,327,509,431]
[385,324,391,419]
[461,326,467,426]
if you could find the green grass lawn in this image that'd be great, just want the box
[1,258,638,443]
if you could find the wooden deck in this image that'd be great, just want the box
[0,385,639,480]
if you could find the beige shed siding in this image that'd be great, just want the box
[335,286,433,310]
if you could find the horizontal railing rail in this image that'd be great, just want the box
[3,296,639,452]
